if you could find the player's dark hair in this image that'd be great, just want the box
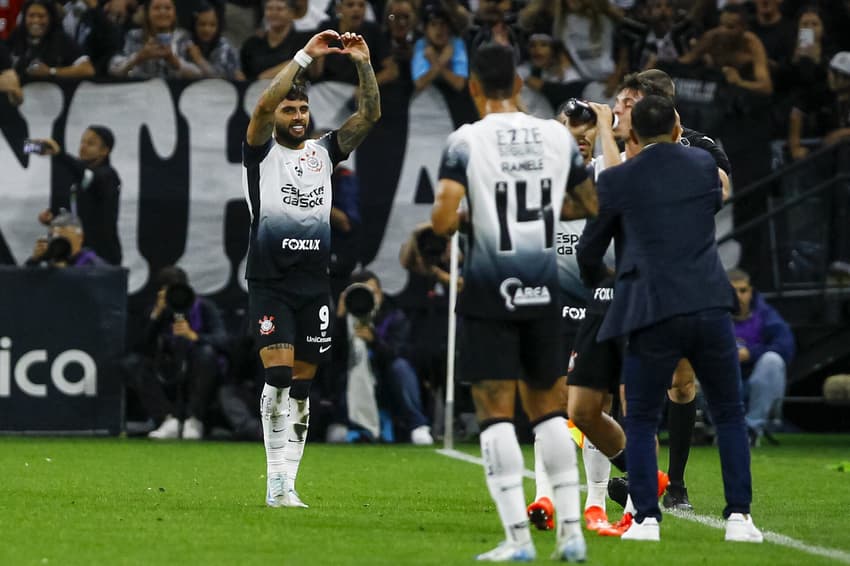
[631,95,676,139]
[471,43,517,99]
[285,84,309,103]
[636,69,675,100]
[617,72,669,100]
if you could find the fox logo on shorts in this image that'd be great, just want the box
[568,351,578,373]
[258,315,276,336]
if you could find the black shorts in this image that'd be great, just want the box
[459,316,563,389]
[560,301,587,370]
[566,311,624,394]
[248,278,333,365]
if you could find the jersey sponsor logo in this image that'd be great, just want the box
[593,287,614,301]
[306,335,331,344]
[281,184,325,208]
[499,277,552,311]
[567,351,577,373]
[282,238,321,251]
[557,233,580,255]
[319,344,332,353]
[562,306,586,320]
[258,315,276,336]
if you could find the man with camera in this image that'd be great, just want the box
[242,29,380,509]
[122,266,228,440]
[333,269,433,444]
[28,126,122,266]
[25,211,107,268]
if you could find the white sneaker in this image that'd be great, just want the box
[281,489,309,508]
[476,541,535,562]
[148,416,180,439]
[266,473,309,508]
[725,513,764,543]
[552,532,587,562]
[621,517,660,541]
[182,417,204,440]
[411,425,434,445]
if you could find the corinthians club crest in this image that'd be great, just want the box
[258,315,276,336]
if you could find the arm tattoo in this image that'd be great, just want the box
[264,63,306,106]
[263,343,294,351]
[337,60,381,154]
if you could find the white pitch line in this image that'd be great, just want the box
[437,448,850,564]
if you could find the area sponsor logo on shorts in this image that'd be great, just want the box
[593,287,614,302]
[258,315,276,336]
[499,278,551,311]
[562,306,586,320]
[282,238,320,251]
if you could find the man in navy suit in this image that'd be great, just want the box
[576,95,764,543]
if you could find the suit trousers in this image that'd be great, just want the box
[623,308,753,522]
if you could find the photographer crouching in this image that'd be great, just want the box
[332,270,433,444]
[121,266,229,440]
[25,212,107,267]
[28,125,122,265]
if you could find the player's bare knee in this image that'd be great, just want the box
[471,381,515,420]
[260,343,294,367]
[669,378,696,404]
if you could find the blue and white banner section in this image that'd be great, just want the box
[0,266,127,435]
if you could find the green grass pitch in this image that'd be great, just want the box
[2,434,848,565]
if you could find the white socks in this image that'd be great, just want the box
[480,422,532,546]
[261,383,288,475]
[533,416,582,539]
[583,439,611,511]
[533,435,553,501]
[282,396,310,491]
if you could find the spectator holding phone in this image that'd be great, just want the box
[186,1,244,80]
[27,126,122,266]
[8,0,95,80]
[109,0,200,78]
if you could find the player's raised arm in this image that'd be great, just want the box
[246,30,343,146]
[336,33,382,155]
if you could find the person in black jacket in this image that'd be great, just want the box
[30,126,122,265]
[122,266,229,440]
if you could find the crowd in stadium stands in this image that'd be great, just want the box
[5,0,850,441]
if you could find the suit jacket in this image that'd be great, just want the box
[576,142,735,341]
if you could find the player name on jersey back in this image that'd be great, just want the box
[439,113,587,320]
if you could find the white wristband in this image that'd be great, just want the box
[294,49,313,69]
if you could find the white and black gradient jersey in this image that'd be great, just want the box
[242,131,348,280]
[439,112,588,320]
[557,155,619,304]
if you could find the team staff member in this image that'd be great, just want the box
[609,69,733,513]
[432,42,597,563]
[31,126,122,266]
[577,95,763,543]
[243,29,380,509]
